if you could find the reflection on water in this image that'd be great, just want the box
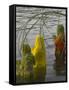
[16,6,66,83]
